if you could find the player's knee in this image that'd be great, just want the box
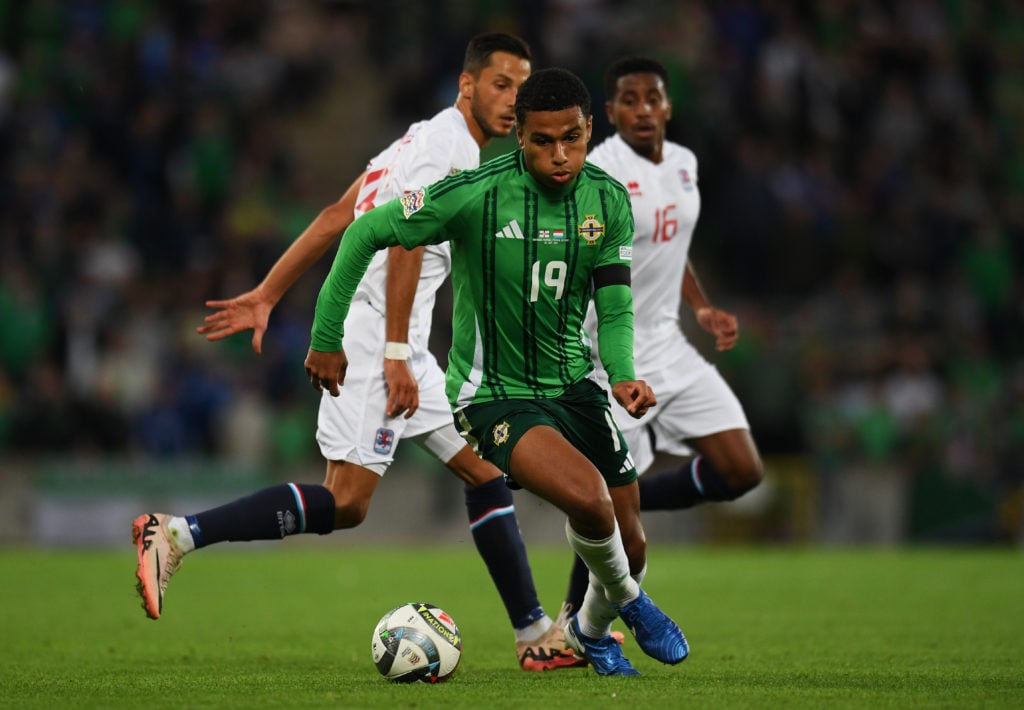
[452,460,501,488]
[329,494,371,529]
[565,487,614,537]
[321,481,374,524]
[722,456,764,499]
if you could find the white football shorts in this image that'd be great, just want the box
[316,300,465,474]
[597,347,750,475]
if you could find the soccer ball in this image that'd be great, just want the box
[371,602,462,683]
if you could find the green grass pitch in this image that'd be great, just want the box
[1,545,1021,708]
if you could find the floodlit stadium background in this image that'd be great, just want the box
[1,1,1021,546]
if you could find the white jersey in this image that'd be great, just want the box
[587,133,704,385]
[351,106,479,351]
[586,133,749,473]
[317,106,479,473]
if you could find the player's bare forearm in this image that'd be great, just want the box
[385,246,425,343]
[683,260,738,351]
[611,380,657,419]
[681,260,711,313]
[304,349,348,397]
[198,173,364,353]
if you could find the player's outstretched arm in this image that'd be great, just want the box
[611,379,657,419]
[197,171,367,353]
[682,259,738,352]
[382,245,425,419]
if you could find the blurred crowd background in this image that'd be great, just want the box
[1,0,1022,545]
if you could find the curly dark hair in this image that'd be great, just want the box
[604,56,670,100]
[514,68,591,125]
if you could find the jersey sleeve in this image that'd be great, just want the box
[309,204,401,351]
[597,187,635,268]
[592,187,637,383]
[310,181,465,350]
[383,176,467,251]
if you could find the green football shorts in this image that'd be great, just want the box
[454,378,638,488]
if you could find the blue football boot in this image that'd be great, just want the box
[615,589,689,664]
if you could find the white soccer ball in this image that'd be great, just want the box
[371,602,462,683]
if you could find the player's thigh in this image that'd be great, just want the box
[509,424,611,516]
[556,379,638,488]
[648,367,750,457]
[402,353,474,471]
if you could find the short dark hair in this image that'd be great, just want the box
[604,56,670,100]
[463,32,532,76]
[514,68,591,125]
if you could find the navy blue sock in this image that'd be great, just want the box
[464,477,544,630]
[639,456,735,511]
[186,483,336,548]
[562,554,590,619]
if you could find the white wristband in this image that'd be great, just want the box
[384,341,411,360]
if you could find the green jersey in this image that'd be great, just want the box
[312,150,637,409]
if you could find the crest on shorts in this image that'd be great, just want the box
[374,427,395,454]
[493,421,510,446]
[578,215,604,245]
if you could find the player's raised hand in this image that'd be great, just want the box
[695,306,739,352]
[305,348,348,397]
[611,379,657,419]
[384,359,419,419]
[197,287,274,354]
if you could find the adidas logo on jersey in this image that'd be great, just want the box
[495,219,525,239]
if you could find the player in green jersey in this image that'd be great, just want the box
[307,68,689,676]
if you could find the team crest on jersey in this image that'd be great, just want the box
[679,169,694,191]
[493,421,510,446]
[374,428,395,454]
[578,215,604,245]
[400,188,425,218]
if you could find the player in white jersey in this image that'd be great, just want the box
[132,34,585,672]
[556,56,764,622]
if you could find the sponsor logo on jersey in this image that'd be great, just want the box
[374,427,395,454]
[400,188,425,218]
[679,169,694,191]
[578,215,604,245]
[493,421,510,446]
[619,246,632,261]
[495,219,525,239]
[627,180,642,197]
